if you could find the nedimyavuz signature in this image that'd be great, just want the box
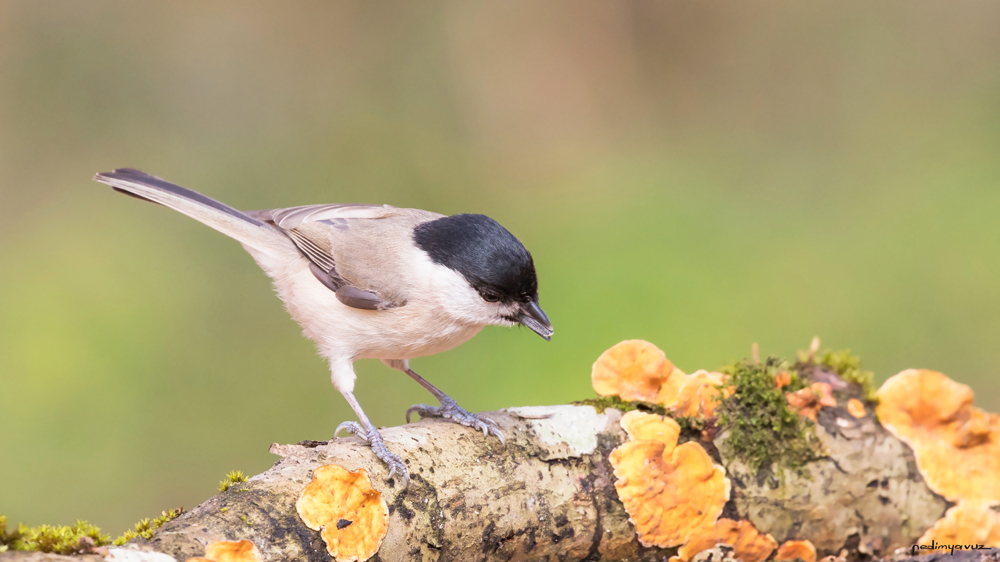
[911,541,988,555]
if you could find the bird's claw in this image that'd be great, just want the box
[335,420,363,438]
[406,399,506,446]
[335,421,410,488]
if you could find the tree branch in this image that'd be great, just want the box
[0,400,984,562]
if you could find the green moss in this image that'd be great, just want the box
[112,508,184,546]
[575,396,717,445]
[672,414,705,434]
[0,515,110,554]
[1,506,184,552]
[219,470,249,492]
[814,349,878,402]
[573,395,668,416]
[715,357,822,474]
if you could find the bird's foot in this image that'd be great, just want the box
[406,397,506,445]
[335,421,409,488]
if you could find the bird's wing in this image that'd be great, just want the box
[246,204,441,310]
[256,203,396,229]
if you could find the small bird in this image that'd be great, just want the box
[94,168,552,487]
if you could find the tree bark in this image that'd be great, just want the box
[0,402,970,562]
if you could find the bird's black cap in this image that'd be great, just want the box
[413,214,538,303]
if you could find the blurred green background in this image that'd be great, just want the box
[3,0,1000,534]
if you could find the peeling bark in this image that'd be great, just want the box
[0,403,972,562]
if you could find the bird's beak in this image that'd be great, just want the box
[519,300,553,341]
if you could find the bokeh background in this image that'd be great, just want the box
[3,0,1000,534]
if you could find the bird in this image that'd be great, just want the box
[93,168,553,487]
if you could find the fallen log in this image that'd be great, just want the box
[3,342,998,562]
[0,400,951,562]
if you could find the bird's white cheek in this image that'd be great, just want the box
[434,288,520,327]
[445,298,518,328]
[409,254,493,326]
[440,289,499,326]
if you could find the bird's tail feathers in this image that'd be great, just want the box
[94,168,291,255]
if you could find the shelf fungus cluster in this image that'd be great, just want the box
[589,338,1000,561]
[876,369,1000,548]
[609,410,730,549]
[592,339,731,418]
[675,519,779,562]
[593,340,786,562]
[605,407,792,562]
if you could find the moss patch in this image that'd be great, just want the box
[0,506,184,553]
[112,508,184,546]
[673,415,708,443]
[573,395,668,416]
[219,470,249,492]
[715,357,822,474]
[0,515,110,554]
[575,392,716,447]
[813,349,877,402]
[2,467,229,552]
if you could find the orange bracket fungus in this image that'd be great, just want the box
[846,398,866,419]
[609,410,730,548]
[875,369,1000,505]
[591,339,731,417]
[187,540,262,562]
[774,371,792,389]
[672,519,778,562]
[775,539,818,562]
[877,369,1000,549]
[618,407,682,444]
[296,464,389,562]
[785,382,836,421]
[917,500,1000,549]
[592,339,686,403]
[673,370,728,418]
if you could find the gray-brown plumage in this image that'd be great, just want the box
[247,205,444,311]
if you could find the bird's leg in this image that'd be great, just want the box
[334,390,409,488]
[382,359,505,444]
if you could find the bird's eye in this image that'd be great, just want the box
[481,291,501,303]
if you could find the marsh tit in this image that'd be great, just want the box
[94,168,553,487]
